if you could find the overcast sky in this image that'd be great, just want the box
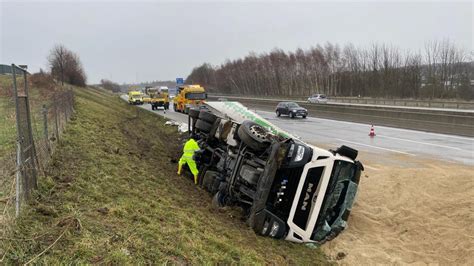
[1,1,472,84]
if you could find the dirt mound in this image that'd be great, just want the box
[323,153,474,264]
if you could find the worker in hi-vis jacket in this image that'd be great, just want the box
[177,136,201,184]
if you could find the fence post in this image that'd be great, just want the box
[42,104,50,154]
[22,66,38,190]
[54,100,60,141]
[15,140,22,216]
[11,64,25,207]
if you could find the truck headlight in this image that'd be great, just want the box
[292,110,297,112]
[269,221,280,237]
[295,146,305,161]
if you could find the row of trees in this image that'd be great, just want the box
[100,79,122,93]
[48,44,87,87]
[186,40,473,99]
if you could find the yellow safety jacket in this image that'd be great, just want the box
[182,138,200,159]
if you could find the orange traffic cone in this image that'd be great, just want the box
[369,125,376,137]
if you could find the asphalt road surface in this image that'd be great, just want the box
[121,95,473,165]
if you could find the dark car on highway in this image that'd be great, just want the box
[276,102,308,118]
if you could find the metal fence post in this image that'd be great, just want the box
[54,101,60,141]
[22,66,38,190]
[15,140,22,217]
[11,64,25,204]
[42,104,50,154]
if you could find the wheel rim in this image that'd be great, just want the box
[249,125,267,141]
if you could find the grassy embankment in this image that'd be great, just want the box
[1,87,328,264]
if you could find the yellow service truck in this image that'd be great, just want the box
[173,85,207,113]
[146,86,170,110]
[128,91,144,105]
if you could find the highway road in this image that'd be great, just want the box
[211,95,474,113]
[121,95,474,165]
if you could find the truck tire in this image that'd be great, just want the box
[202,170,218,192]
[188,108,200,119]
[198,111,217,124]
[195,119,213,133]
[237,120,270,151]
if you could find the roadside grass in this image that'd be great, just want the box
[1,87,328,264]
[0,74,60,160]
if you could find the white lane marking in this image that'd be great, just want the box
[336,138,416,156]
[377,135,464,151]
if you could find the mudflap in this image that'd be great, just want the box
[248,142,280,235]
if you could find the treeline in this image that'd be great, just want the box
[187,40,473,99]
[100,79,122,93]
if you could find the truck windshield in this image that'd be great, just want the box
[312,160,357,239]
[186,93,206,100]
[288,102,300,108]
[331,160,356,181]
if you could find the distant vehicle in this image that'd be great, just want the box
[217,97,228,102]
[173,84,207,113]
[142,95,151,104]
[307,94,328,103]
[128,91,144,105]
[276,102,308,118]
[145,87,169,110]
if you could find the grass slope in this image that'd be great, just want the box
[1,87,327,264]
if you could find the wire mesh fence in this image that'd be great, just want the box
[0,64,74,233]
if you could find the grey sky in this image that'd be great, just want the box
[1,1,472,84]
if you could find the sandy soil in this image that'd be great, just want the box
[322,152,474,265]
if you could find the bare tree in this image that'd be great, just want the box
[48,44,87,87]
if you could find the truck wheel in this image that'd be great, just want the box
[195,119,213,133]
[276,110,281,117]
[290,112,295,118]
[173,104,178,112]
[202,170,218,192]
[237,120,270,151]
[198,111,217,123]
[188,108,200,119]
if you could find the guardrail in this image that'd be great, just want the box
[208,95,474,137]
[330,97,474,109]
[208,93,474,110]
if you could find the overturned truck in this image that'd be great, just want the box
[187,102,364,243]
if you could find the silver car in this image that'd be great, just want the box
[307,94,328,103]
